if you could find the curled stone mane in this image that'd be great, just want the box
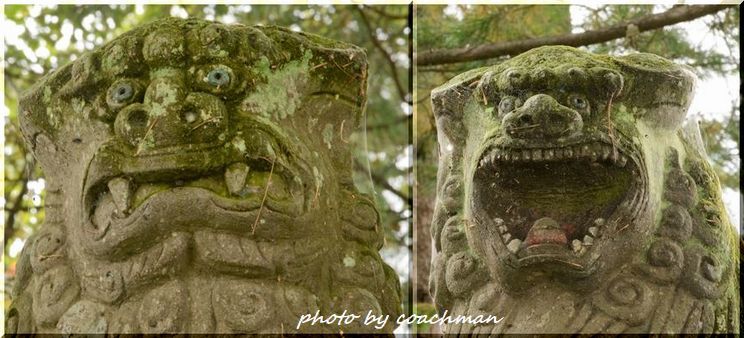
[8,17,401,334]
[429,45,739,334]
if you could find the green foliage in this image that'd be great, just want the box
[699,111,740,190]
[417,5,570,50]
[581,5,738,76]
[412,302,438,333]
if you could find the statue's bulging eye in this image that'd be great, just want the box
[107,80,140,110]
[499,97,516,114]
[111,83,134,103]
[568,95,588,110]
[207,68,231,87]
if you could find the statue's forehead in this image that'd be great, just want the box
[19,17,368,143]
[97,18,275,76]
[434,45,693,102]
[495,46,615,70]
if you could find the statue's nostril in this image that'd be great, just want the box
[128,109,149,129]
[518,114,533,126]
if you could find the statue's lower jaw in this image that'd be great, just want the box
[83,183,308,258]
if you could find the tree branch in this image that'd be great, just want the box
[366,114,412,131]
[364,5,408,20]
[416,5,732,66]
[356,6,411,104]
[5,175,29,247]
[372,169,411,207]
[354,160,411,207]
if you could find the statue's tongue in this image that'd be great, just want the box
[525,217,568,246]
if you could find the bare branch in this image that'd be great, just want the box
[366,114,412,131]
[5,173,29,247]
[364,5,408,20]
[354,160,411,207]
[416,5,732,66]
[356,6,411,104]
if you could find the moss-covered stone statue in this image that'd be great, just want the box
[8,18,401,334]
[429,46,739,334]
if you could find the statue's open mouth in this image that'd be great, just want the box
[88,154,304,220]
[472,136,645,272]
[79,127,314,257]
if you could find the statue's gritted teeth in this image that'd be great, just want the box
[79,114,314,255]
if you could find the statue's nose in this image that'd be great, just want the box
[502,94,583,140]
[114,71,228,152]
[144,76,188,115]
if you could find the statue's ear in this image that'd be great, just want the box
[614,53,697,130]
[307,46,368,132]
[255,26,370,183]
[18,60,78,173]
[261,26,368,131]
[431,70,482,149]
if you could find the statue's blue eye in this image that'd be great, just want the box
[207,68,230,87]
[111,83,133,102]
[569,95,588,110]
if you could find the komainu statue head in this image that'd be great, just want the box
[9,17,401,334]
[429,46,739,334]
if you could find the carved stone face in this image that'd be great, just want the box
[430,46,738,333]
[440,46,697,286]
[11,18,400,334]
[468,55,663,286]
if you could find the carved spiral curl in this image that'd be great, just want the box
[138,281,188,333]
[657,205,692,242]
[441,216,467,255]
[32,265,80,326]
[593,276,653,326]
[30,226,66,273]
[445,251,489,298]
[607,278,643,305]
[339,192,383,249]
[648,239,683,267]
[212,282,272,333]
[636,238,683,283]
[441,175,463,213]
[332,245,385,291]
[82,268,125,304]
[663,168,698,208]
[681,245,728,299]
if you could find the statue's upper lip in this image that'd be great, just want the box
[478,140,630,167]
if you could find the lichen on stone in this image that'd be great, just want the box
[241,49,313,120]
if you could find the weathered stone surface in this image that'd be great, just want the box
[8,17,401,334]
[429,46,739,334]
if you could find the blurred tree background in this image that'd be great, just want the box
[2,4,412,318]
[414,4,738,333]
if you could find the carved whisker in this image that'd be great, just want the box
[252,156,276,235]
